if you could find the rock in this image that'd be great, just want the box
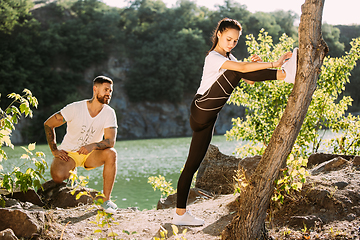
[238,155,262,181]
[5,189,44,207]
[353,156,360,166]
[195,145,261,194]
[0,229,18,240]
[0,208,44,238]
[311,157,350,175]
[308,153,353,168]
[346,213,356,221]
[333,181,349,190]
[288,215,323,229]
[3,197,22,209]
[157,188,213,210]
[38,180,99,208]
[306,188,332,207]
[195,144,241,194]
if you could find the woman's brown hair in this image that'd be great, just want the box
[208,18,242,57]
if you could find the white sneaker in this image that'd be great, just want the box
[101,200,118,214]
[172,211,204,226]
[282,47,298,84]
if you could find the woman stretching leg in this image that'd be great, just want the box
[173,18,298,226]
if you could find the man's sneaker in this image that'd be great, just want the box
[101,200,118,214]
[172,211,204,226]
[282,47,298,84]
[66,178,79,188]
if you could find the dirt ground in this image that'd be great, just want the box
[43,165,360,240]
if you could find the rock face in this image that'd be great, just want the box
[109,81,244,140]
[10,59,244,144]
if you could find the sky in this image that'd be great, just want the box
[102,0,360,26]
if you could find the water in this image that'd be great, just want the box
[2,135,240,210]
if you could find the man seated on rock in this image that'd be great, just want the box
[44,76,118,214]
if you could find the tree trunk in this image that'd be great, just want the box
[221,0,329,239]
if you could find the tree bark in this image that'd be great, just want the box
[221,0,329,239]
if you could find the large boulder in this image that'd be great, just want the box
[195,144,241,194]
[307,153,354,168]
[311,157,350,175]
[195,144,261,194]
[4,189,44,207]
[38,180,99,209]
[0,198,45,239]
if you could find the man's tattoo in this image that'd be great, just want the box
[95,139,111,150]
[54,112,66,123]
[44,125,57,152]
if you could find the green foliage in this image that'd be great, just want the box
[0,89,47,195]
[148,175,176,198]
[0,0,33,34]
[1,0,358,144]
[68,171,122,239]
[233,169,249,195]
[225,31,360,203]
[0,89,38,163]
[0,143,47,193]
[154,224,188,240]
[272,155,309,204]
[226,30,295,155]
[226,32,360,157]
[326,114,360,155]
[322,24,345,57]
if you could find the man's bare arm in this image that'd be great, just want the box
[95,126,117,149]
[44,112,66,152]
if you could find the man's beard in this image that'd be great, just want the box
[97,94,110,104]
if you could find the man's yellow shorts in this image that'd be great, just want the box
[67,151,95,170]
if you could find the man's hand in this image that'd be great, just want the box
[77,145,94,155]
[52,149,70,162]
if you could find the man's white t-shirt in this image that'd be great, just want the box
[196,50,237,95]
[58,100,118,152]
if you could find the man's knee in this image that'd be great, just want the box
[50,168,68,183]
[104,148,117,163]
[50,158,72,183]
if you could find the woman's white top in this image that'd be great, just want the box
[196,50,237,95]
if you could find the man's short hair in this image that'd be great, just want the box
[93,76,113,85]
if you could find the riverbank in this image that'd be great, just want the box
[3,152,360,239]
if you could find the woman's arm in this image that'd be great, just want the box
[221,52,292,73]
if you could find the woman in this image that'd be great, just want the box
[173,18,298,226]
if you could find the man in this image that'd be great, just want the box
[44,76,118,213]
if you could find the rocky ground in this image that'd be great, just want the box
[2,148,360,239]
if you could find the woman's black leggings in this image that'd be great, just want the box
[176,69,277,208]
